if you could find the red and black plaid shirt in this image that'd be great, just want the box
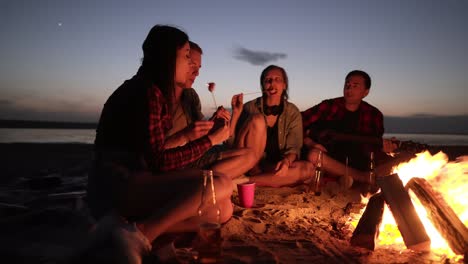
[302,97,384,138]
[147,85,212,171]
[301,97,386,167]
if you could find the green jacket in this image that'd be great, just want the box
[237,97,303,158]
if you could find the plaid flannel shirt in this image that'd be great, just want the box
[302,97,384,137]
[301,97,384,158]
[147,85,212,171]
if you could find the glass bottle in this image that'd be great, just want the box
[367,152,377,194]
[194,170,222,263]
[369,152,375,185]
[311,150,323,196]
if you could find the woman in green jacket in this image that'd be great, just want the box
[236,65,315,187]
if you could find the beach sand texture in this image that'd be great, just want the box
[0,143,466,263]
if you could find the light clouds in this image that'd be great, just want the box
[0,0,467,122]
[233,46,287,66]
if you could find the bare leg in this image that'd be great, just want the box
[306,149,369,183]
[165,198,233,233]
[211,148,258,179]
[249,161,315,187]
[210,114,266,179]
[235,114,266,161]
[111,169,233,243]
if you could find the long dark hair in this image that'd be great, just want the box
[139,25,189,104]
[260,65,289,100]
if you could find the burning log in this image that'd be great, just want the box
[378,174,431,252]
[375,152,417,178]
[406,177,468,255]
[350,193,385,250]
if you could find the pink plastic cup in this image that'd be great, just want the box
[237,182,256,208]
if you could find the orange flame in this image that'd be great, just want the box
[375,151,467,259]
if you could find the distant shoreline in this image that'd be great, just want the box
[1,118,467,135]
[0,119,97,129]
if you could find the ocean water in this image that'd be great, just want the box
[384,133,468,146]
[0,128,467,146]
[0,128,95,144]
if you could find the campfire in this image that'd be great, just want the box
[350,151,468,260]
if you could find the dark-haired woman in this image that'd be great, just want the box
[87,25,252,263]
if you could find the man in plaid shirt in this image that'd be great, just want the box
[302,70,396,189]
[156,41,262,173]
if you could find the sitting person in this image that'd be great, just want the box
[162,40,264,176]
[86,25,256,264]
[301,70,397,190]
[235,65,315,187]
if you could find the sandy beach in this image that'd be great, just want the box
[0,143,466,263]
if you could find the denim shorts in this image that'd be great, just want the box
[186,144,227,169]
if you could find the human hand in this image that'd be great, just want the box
[216,106,231,122]
[184,121,214,141]
[207,122,230,145]
[382,138,398,153]
[210,106,231,123]
[274,159,291,177]
[231,93,244,114]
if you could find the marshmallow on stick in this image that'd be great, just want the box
[207,82,217,108]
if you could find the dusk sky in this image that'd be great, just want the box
[1,0,467,123]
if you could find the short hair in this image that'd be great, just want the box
[345,70,371,89]
[189,41,203,54]
[260,65,289,100]
[140,25,189,101]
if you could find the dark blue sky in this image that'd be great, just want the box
[1,0,467,122]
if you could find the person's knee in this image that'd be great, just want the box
[249,114,266,132]
[307,149,325,163]
[234,147,260,168]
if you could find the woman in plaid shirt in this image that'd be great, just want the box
[87,25,255,263]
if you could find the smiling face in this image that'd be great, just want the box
[185,49,202,88]
[343,75,369,105]
[175,42,193,87]
[262,68,286,101]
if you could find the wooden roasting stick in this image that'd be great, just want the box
[406,177,468,255]
[378,174,431,252]
[350,193,385,250]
